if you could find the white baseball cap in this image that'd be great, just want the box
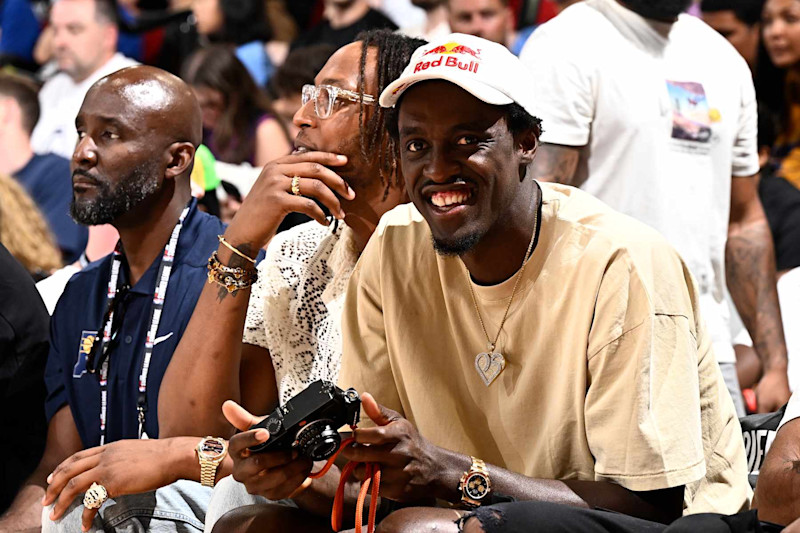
[379,33,538,118]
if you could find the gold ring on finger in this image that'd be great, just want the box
[83,482,109,509]
[291,176,301,196]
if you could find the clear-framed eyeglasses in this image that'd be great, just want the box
[301,84,376,119]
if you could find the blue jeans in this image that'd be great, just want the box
[42,480,212,532]
[203,475,295,533]
[720,362,746,418]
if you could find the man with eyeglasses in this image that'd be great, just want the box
[0,65,229,532]
[152,29,426,532]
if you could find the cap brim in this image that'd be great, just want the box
[380,70,513,108]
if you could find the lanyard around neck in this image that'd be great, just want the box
[97,205,190,445]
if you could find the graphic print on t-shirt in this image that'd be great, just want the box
[73,330,97,378]
[667,81,712,143]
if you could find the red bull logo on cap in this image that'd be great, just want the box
[422,41,481,59]
[414,42,481,75]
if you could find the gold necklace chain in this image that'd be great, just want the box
[465,189,541,353]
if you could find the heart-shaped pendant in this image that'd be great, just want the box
[475,352,506,387]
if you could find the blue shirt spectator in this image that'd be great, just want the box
[14,153,88,264]
[235,40,273,87]
[44,200,223,447]
[0,0,41,64]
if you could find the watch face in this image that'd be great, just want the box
[200,438,226,459]
[464,472,489,501]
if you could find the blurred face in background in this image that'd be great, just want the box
[448,0,513,46]
[192,0,223,36]
[702,10,760,69]
[272,92,303,140]
[191,85,225,130]
[763,0,800,68]
[51,0,117,82]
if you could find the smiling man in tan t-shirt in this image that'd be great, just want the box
[336,33,750,531]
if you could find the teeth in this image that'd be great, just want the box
[431,190,471,207]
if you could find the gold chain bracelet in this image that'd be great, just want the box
[217,235,257,264]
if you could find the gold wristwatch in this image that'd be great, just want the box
[196,437,228,487]
[458,456,492,508]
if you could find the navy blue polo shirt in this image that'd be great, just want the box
[44,200,224,447]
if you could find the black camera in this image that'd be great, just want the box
[248,380,360,460]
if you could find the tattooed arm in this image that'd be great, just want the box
[159,152,353,438]
[726,176,790,413]
[529,143,583,186]
[752,413,800,525]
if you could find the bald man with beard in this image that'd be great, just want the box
[0,65,228,532]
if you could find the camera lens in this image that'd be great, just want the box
[294,420,341,460]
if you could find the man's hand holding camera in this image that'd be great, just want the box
[341,393,449,505]
[223,400,316,501]
[224,386,449,509]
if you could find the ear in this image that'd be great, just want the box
[505,5,516,34]
[164,142,196,181]
[517,129,538,166]
[104,25,118,55]
[0,98,12,125]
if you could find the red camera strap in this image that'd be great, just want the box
[308,430,381,533]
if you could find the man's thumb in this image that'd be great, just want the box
[361,392,399,427]
[222,400,263,431]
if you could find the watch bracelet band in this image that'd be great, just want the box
[459,456,491,508]
[471,457,488,475]
[199,460,219,487]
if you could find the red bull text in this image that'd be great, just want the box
[413,55,479,74]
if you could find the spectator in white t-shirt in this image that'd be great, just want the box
[522,0,791,416]
[30,0,137,159]
[400,0,452,41]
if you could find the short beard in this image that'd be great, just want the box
[621,0,691,20]
[70,163,160,226]
[431,231,482,257]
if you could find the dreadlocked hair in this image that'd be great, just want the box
[0,173,62,276]
[355,29,427,199]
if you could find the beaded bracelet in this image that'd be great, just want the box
[207,251,258,294]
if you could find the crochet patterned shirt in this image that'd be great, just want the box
[243,221,358,405]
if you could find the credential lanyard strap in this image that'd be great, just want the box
[97,205,189,445]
